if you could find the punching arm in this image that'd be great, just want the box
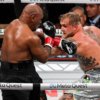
[53,37,77,55]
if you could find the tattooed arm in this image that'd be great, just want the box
[77,55,100,72]
[84,26,100,45]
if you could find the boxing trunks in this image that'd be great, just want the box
[74,69,100,100]
[0,60,47,100]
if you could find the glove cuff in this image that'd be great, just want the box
[44,37,54,48]
[58,38,63,49]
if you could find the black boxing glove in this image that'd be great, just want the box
[36,21,56,48]
[61,39,77,55]
[40,21,56,38]
[54,38,77,55]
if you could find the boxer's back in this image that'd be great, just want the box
[1,19,33,62]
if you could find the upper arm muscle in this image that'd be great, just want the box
[28,35,48,62]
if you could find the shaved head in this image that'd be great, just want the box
[19,3,44,30]
[22,3,43,17]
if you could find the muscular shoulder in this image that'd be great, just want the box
[83,26,100,44]
[90,26,100,35]
[84,26,100,36]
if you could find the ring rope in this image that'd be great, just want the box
[0,83,100,90]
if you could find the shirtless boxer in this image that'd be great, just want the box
[0,3,56,100]
[52,12,100,99]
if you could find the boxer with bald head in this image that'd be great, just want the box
[0,3,56,100]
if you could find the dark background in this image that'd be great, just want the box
[0,3,76,24]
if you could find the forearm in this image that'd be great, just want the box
[51,47,64,56]
[44,45,52,55]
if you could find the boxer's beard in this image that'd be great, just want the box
[68,32,75,37]
[63,32,74,38]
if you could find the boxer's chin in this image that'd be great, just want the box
[66,32,74,38]
[62,33,69,38]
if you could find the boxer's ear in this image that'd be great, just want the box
[73,25,78,31]
[31,14,36,21]
[30,12,38,21]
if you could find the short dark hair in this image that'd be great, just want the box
[60,12,81,26]
[71,6,86,15]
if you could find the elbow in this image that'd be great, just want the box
[39,58,48,64]
[40,60,47,64]
[38,54,49,64]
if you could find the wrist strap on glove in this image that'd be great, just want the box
[44,37,54,48]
